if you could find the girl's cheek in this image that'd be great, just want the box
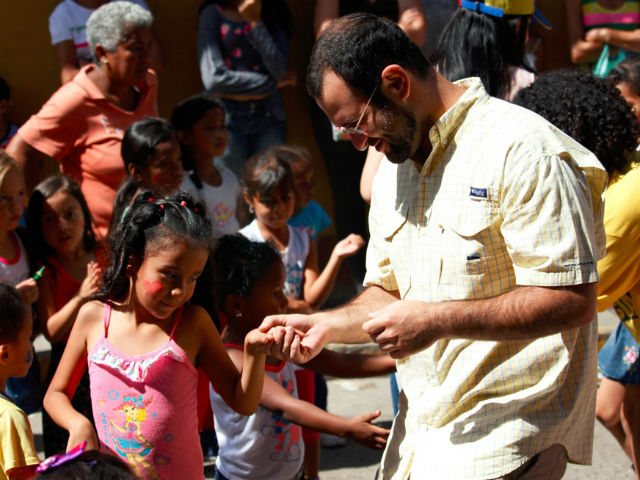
[142,279,165,296]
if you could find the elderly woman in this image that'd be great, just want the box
[8,1,157,239]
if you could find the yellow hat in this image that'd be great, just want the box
[459,0,551,29]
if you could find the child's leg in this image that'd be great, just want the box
[596,377,630,456]
[623,384,640,478]
[295,368,320,478]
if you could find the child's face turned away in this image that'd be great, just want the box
[238,261,288,328]
[186,108,229,160]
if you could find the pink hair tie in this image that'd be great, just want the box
[180,200,187,207]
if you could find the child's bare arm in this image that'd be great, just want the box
[44,302,101,451]
[260,372,389,450]
[304,349,396,377]
[196,308,265,415]
[38,262,101,343]
[302,234,364,309]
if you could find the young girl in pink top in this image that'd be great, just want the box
[44,191,279,480]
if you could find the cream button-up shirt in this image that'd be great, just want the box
[368,78,607,479]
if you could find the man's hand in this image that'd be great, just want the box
[363,300,439,359]
[260,314,329,363]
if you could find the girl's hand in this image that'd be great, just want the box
[78,261,102,300]
[585,28,610,44]
[67,417,98,452]
[345,410,390,450]
[261,326,310,361]
[16,278,39,305]
[333,234,365,260]
[238,0,262,24]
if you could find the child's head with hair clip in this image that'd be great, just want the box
[212,234,287,334]
[97,191,212,317]
[35,447,135,479]
[241,149,295,230]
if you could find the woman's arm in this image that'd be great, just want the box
[44,302,102,451]
[196,307,266,415]
[566,0,605,64]
[198,5,277,95]
[5,135,49,193]
[302,234,364,309]
[397,0,427,46]
[304,349,396,377]
[258,366,389,449]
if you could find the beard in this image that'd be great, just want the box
[376,101,420,164]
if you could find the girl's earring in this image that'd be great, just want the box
[235,311,243,318]
[248,205,254,214]
[102,58,109,64]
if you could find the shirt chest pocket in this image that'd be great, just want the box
[434,199,500,294]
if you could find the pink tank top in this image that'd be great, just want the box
[88,303,203,480]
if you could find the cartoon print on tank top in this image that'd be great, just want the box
[109,393,157,479]
[259,371,302,463]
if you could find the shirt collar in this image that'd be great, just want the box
[72,64,107,100]
[429,77,488,150]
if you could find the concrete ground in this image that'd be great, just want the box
[30,309,634,479]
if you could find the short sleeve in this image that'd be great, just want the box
[500,153,601,287]
[49,3,73,45]
[0,407,39,474]
[364,161,400,291]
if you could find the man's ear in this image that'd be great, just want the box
[380,64,411,102]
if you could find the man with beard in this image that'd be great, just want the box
[261,11,607,480]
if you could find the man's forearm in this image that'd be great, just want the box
[318,285,399,344]
[432,283,597,342]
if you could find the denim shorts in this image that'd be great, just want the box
[599,322,640,385]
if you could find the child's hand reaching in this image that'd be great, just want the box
[344,409,390,450]
[78,261,102,300]
[16,278,39,304]
[332,233,365,260]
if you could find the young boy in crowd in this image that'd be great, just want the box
[0,284,39,479]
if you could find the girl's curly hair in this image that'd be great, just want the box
[513,69,639,177]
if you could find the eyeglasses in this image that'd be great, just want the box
[337,86,377,146]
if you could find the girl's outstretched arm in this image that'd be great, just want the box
[43,301,103,451]
[194,307,266,415]
[257,360,389,450]
[302,234,364,309]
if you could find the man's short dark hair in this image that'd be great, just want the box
[306,12,430,103]
[0,284,28,344]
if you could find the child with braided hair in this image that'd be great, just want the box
[43,191,291,480]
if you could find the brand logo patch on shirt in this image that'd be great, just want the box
[469,187,488,200]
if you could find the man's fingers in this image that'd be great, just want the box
[259,314,286,332]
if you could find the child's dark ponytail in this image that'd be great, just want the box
[96,191,212,302]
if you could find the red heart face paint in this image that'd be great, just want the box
[142,280,164,296]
